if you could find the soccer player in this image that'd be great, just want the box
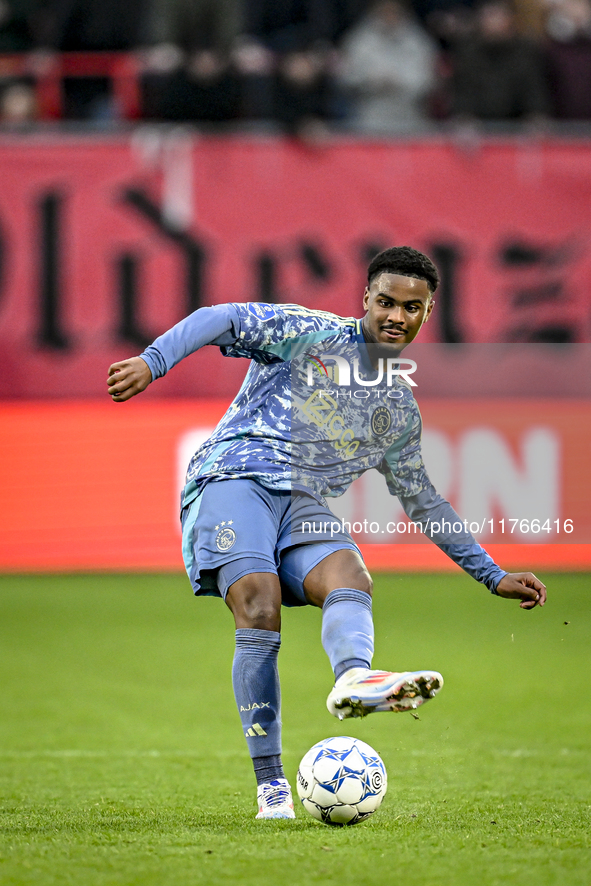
[107,246,546,820]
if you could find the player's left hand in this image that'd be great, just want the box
[495,573,547,610]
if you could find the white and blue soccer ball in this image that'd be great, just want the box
[296,736,387,826]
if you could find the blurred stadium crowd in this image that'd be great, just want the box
[1,0,591,132]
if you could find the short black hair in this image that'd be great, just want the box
[367,246,440,294]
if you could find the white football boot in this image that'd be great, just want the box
[255,778,296,820]
[326,667,444,720]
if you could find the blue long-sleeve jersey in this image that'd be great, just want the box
[140,302,506,593]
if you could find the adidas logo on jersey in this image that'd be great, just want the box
[245,723,268,737]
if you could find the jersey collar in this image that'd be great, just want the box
[354,319,375,373]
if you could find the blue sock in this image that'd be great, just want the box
[321,588,374,680]
[233,629,282,768]
[253,754,285,786]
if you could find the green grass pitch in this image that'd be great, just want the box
[1,572,590,886]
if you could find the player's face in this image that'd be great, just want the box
[362,273,434,349]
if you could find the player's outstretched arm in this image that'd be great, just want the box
[496,573,547,610]
[395,485,548,610]
[107,357,152,402]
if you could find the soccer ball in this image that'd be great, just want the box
[296,736,387,826]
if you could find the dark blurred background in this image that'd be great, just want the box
[1,0,591,132]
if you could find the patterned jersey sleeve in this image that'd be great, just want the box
[220,303,354,364]
[377,401,432,498]
[378,400,507,593]
[140,302,353,378]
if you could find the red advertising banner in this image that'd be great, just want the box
[1,399,589,573]
[1,135,591,400]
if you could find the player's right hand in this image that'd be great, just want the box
[107,357,152,402]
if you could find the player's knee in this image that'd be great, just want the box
[356,569,373,597]
[230,597,281,631]
[309,571,372,608]
[240,598,281,631]
[304,549,373,605]
[342,558,373,597]
[226,574,282,631]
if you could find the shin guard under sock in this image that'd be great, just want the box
[232,628,282,771]
[321,588,374,679]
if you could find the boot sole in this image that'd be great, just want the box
[331,671,443,719]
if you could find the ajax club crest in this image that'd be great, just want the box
[371,406,392,436]
[215,521,236,552]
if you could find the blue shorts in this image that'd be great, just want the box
[180,478,361,606]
